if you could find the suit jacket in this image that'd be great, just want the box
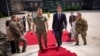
[69,15,76,23]
[52,13,67,31]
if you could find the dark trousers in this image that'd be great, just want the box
[9,41,16,54]
[23,21,26,32]
[54,29,62,47]
[36,32,47,50]
[15,37,27,53]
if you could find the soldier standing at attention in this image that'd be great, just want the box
[5,20,16,54]
[32,7,48,51]
[9,15,27,53]
[75,12,88,45]
[27,14,32,31]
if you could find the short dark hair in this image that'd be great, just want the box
[77,12,82,16]
[37,7,42,11]
[11,15,16,19]
[57,4,62,8]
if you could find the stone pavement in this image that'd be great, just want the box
[0,11,100,56]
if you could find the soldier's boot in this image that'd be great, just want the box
[82,37,87,45]
[75,37,79,45]
[81,33,87,45]
[84,42,87,45]
[75,42,79,45]
[22,40,27,53]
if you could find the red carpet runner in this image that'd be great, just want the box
[24,30,70,45]
[38,47,77,56]
[23,30,77,56]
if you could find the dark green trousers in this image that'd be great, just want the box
[36,31,47,50]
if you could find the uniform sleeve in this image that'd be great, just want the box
[9,22,21,36]
[83,19,88,31]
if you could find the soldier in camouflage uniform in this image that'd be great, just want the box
[27,14,32,31]
[9,15,27,53]
[75,12,88,45]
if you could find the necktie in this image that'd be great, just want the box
[58,13,61,20]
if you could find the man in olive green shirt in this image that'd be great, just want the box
[32,7,48,51]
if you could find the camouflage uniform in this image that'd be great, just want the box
[27,16,32,31]
[75,18,88,45]
[9,21,27,53]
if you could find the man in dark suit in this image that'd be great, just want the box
[52,5,67,48]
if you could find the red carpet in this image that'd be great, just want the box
[24,30,70,45]
[22,30,77,56]
[38,47,77,56]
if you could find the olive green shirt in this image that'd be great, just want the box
[33,16,47,32]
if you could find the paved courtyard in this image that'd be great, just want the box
[0,11,100,56]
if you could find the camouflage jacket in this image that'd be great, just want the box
[75,18,88,32]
